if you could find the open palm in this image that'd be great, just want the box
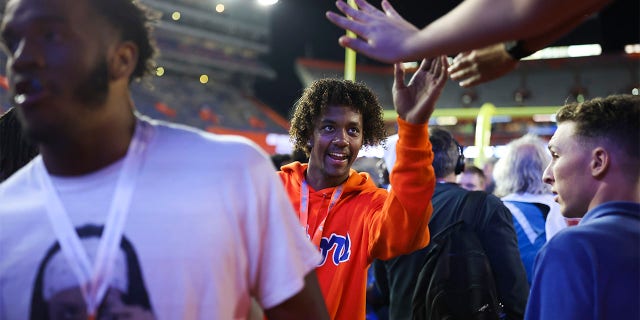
[393,56,448,124]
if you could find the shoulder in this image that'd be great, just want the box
[0,157,40,199]
[537,226,600,264]
[145,118,270,165]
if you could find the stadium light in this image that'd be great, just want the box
[257,0,278,6]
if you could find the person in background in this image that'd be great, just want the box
[0,0,328,318]
[374,127,529,319]
[482,156,499,195]
[0,107,38,182]
[526,94,639,319]
[456,165,486,191]
[271,153,293,170]
[492,134,563,283]
[279,56,447,319]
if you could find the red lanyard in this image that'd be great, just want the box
[300,179,343,246]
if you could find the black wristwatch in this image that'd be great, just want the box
[504,41,533,60]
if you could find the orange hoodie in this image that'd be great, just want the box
[278,118,435,319]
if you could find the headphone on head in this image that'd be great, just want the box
[453,139,465,175]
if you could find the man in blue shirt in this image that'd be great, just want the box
[525,94,640,319]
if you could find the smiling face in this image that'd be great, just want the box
[306,105,363,190]
[1,0,116,143]
[543,121,596,218]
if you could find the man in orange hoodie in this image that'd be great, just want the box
[278,56,447,319]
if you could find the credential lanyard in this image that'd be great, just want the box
[37,120,150,319]
[300,179,343,246]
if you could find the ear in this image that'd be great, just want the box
[108,41,139,81]
[590,147,609,179]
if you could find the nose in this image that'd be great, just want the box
[542,162,553,185]
[332,130,349,146]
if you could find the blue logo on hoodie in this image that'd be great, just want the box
[318,233,351,266]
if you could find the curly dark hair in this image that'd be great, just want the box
[289,78,387,156]
[557,94,639,159]
[88,0,159,81]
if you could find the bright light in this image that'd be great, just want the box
[625,44,640,54]
[632,88,639,95]
[199,74,209,84]
[215,4,225,13]
[463,146,496,159]
[171,11,181,21]
[257,0,279,5]
[435,116,458,126]
[523,44,601,60]
[155,67,165,77]
[532,114,554,122]
[567,44,602,57]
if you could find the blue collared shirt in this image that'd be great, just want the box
[525,201,640,320]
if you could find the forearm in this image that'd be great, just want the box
[368,118,434,260]
[403,0,611,59]
[264,271,329,320]
[515,9,595,55]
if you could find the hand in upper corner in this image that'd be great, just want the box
[393,56,448,125]
[326,0,421,64]
[448,43,519,88]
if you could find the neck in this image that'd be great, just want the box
[588,177,640,211]
[438,173,457,184]
[40,96,137,176]
[304,166,349,191]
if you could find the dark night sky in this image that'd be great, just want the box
[254,0,639,117]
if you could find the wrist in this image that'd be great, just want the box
[504,41,534,60]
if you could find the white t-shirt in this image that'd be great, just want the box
[0,117,320,320]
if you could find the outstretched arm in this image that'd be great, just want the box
[326,0,612,63]
[368,57,447,260]
[448,12,591,87]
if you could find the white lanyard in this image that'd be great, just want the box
[300,179,343,246]
[37,119,149,319]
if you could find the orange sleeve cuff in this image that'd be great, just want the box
[396,117,429,149]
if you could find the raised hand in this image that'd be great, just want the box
[326,0,420,63]
[393,56,448,124]
[448,43,518,87]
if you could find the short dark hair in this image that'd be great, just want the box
[429,127,460,178]
[556,94,639,159]
[88,0,159,81]
[289,78,387,156]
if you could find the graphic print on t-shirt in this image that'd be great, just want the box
[29,224,156,320]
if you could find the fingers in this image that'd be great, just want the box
[338,36,380,60]
[335,1,365,19]
[436,56,449,83]
[452,51,471,64]
[354,0,384,16]
[393,63,406,89]
[448,56,471,73]
[381,0,401,19]
[459,75,481,88]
